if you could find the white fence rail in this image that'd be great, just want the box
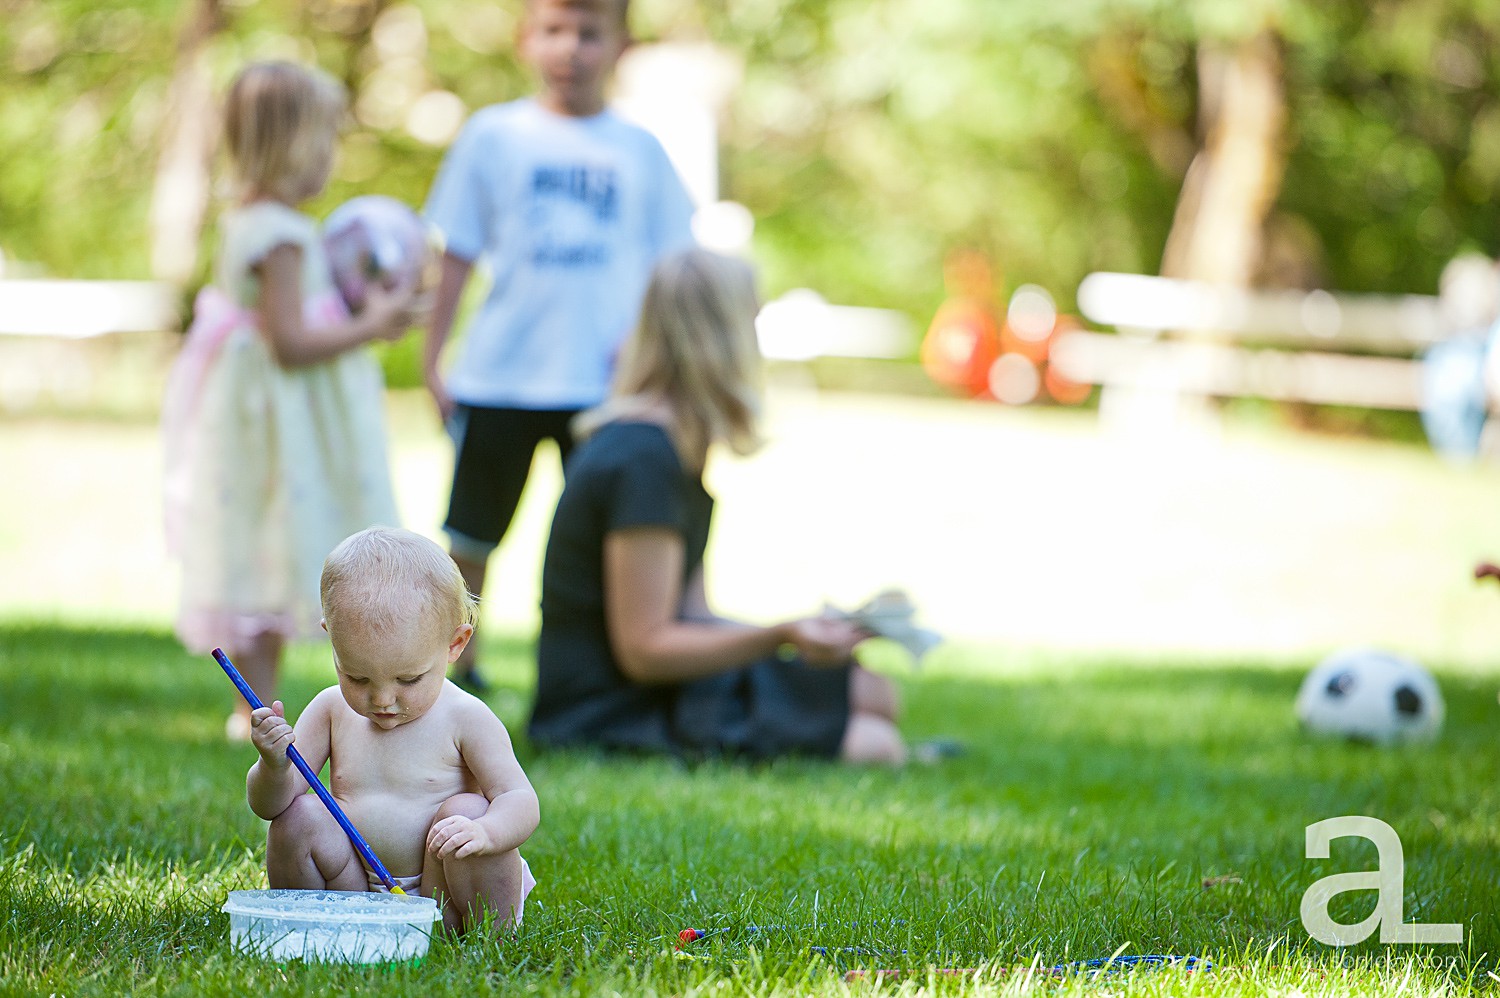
[1054,273,1444,411]
[0,280,179,338]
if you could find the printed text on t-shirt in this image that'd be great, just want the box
[531,166,618,222]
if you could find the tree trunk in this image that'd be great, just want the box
[1160,31,1286,288]
[148,0,224,288]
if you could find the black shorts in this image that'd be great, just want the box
[444,404,580,560]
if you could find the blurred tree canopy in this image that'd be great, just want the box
[2,0,1499,333]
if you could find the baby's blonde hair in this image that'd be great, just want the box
[321,527,477,640]
[224,61,344,202]
[577,248,763,461]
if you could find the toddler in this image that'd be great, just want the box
[246,527,539,933]
[162,61,421,740]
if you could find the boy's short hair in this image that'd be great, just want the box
[526,0,630,30]
[321,527,478,638]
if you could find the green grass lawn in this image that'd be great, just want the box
[5,395,1500,993]
[3,622,1496,995]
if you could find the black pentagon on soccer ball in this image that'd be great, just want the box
[1325,670,1357,697]
[1393,684,1423,716]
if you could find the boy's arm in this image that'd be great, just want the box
[428,702,539,858]
[422,250,473,421]
[245,691,334,820]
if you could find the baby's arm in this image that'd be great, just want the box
[426,703,539,860]
[245,689,335,820]
[257,243,418,368]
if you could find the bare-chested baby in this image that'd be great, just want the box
[245,526,539,934]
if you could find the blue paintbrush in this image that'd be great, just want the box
[213,647,407,895]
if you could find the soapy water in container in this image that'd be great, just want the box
[223,889,441,963]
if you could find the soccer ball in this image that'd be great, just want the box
[1294,647,1444,744]
[323,196,432,313]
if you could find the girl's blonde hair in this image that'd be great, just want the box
[577,248,763,462]
[321,527,478,640]
[224,61,344,202]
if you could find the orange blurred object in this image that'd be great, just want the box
[1040,315,1092,404]
[1043,361,1092,405]
[987,353,1041,405]
[921,249,1002,398]
[922,254,1092,405]
[999,324,1050,364]
[999,283,1059,364]
[922,297,1001,397]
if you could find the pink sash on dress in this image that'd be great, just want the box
[161,286,352,554]
[162,287,254,555]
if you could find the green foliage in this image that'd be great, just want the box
[2,0,1499,337]
[2,621,1497,994]
[1,1,178,278]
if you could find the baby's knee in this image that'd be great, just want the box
[474,849,527,923]
[267,794,327,847]
[431,792,489,825]
[439,847,528,935]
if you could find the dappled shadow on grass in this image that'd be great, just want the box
[3,621,1496,986]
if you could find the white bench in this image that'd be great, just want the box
[1050,272,1444,411]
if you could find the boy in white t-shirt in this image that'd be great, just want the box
[422,0,696,691]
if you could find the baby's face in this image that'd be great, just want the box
[328,616,454,730]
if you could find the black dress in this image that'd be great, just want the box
[530,421,851,758]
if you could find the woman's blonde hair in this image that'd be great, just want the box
[224,61,344,202]
[577,248,763,462]
[321,527,478,640]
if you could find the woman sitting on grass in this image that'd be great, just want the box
[528,248,908,765]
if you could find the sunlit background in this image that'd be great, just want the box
[8,7,1500,991]
[6,0,1500,672]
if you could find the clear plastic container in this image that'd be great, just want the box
[223,889,440,963]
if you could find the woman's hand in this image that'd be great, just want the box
[783,615,868,666]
